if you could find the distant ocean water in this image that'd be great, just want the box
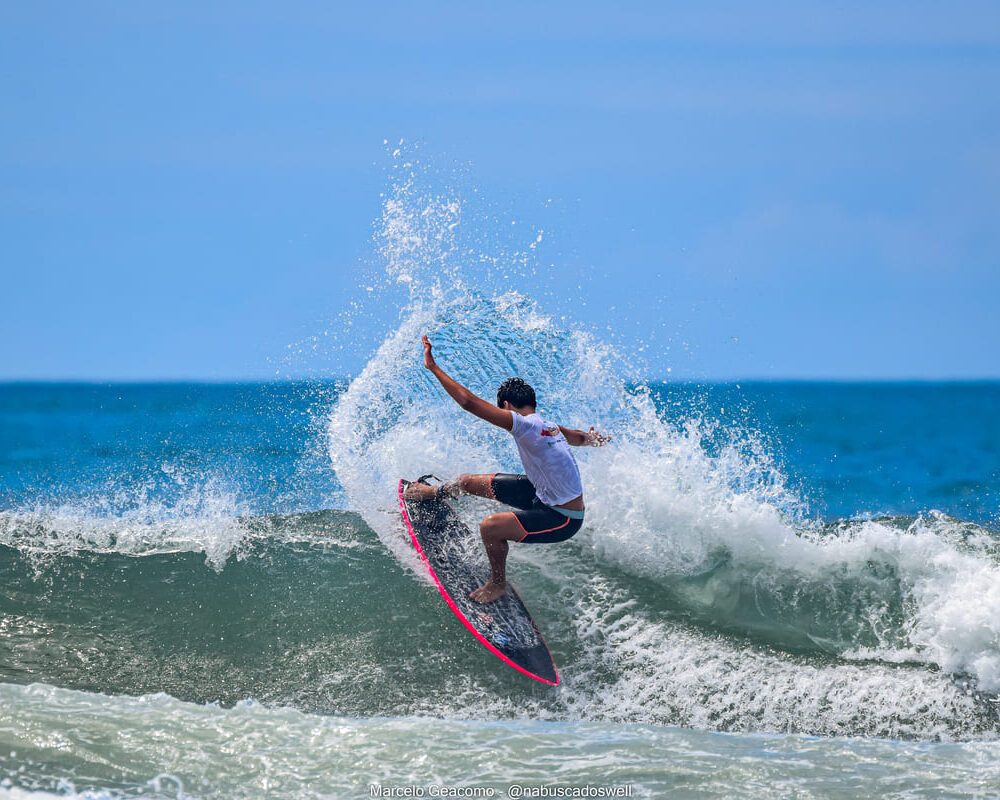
[3,168,999,799]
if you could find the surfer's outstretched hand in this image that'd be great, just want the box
[586,426,611,447]
[421,335,437,370]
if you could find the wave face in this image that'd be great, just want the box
[0,508,998,744]
[3,155,1000,795]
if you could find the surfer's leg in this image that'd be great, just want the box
[480,474,537,509]
[405,474,534,507]
[402,474,492,501]
[404,474,495,501]
[440,473,532,506]
[469,512,523,603]
[445,474,494,499]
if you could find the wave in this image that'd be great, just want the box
[0,466,257,571]
[2,507,997,741]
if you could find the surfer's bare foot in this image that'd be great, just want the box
[470,580,507,603]
[403,483,437,500]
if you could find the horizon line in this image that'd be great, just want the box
[2,376,999,386]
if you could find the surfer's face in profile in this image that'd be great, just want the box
[497,377,536,412]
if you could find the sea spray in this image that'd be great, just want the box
[0,467,249,571]
[325,150,1000,706]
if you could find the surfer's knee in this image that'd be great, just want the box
[480,513,519,542]
[479,514,498,537]
[479,514,505,539]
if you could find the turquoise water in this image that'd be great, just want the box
[3,381,999,799]
[2,168,1000,798]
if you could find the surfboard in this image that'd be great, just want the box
[398,479,559,685]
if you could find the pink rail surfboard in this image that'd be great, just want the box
[398,479,559,685]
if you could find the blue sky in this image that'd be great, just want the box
[2,1,998,380]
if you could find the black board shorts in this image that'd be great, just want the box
[488,473,584,544]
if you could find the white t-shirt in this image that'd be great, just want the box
[509,412,584,506]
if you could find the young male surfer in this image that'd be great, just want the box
[405,335,609,603]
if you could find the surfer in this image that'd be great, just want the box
[406,335,609,603]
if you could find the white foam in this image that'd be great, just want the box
[3,681,995,798]
[0,470,249,571]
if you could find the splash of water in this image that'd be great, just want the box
[0,467,249,571]
[326,149,1000,699]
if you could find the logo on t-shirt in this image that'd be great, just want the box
[541,425,561,440]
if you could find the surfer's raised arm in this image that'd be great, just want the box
[421,335,514,430]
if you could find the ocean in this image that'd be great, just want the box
[2,172,1000,799]
[1,375,998,799]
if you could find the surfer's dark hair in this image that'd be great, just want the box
[497,377,536,410]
